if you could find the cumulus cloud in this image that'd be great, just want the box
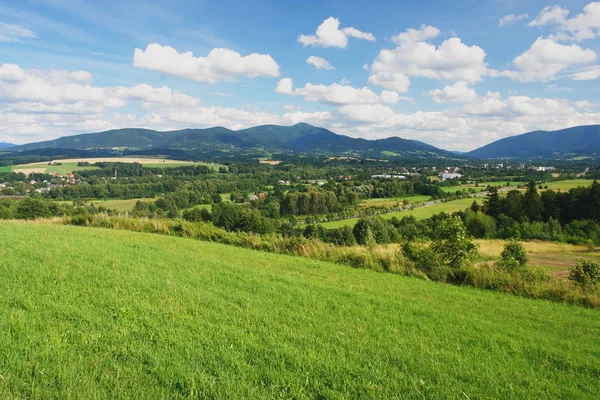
[499,13,529,27]
[275,78,382,105]
[133,43,280,83]
[380,90,399,105]
[575,100,595,111]
[370,25,493,85]
[501,37,596,82]
[368,72,410,92]
[429,81,477,103]
[297,17,375,48]
[306,56,335,70]
[529,2,600,42]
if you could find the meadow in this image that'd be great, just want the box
[321,197,476,229]
[0,221,598,398]
[10,158,223,174]
[544,179,594,190]
[475,239,600,277]
[360,195,431,208]
[61,197,159,212]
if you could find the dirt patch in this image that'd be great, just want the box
[259,160,282,165]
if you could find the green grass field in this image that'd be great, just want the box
[321,197,477,229]
[58,198,158,212]
[360,195,431,208]
[0,221,598,398]
[544,179,594,190]
[0,165,13,173]
[10,158,224,175]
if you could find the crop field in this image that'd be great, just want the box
[0,221,598,398]
[10,158,223,175]
[0,166,13,173]
[321,197,476,229]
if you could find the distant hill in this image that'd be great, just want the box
[467,125,600,159]
[0,142,14,150]
[9,123,454,158]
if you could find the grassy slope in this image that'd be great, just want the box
[0,222,598,398]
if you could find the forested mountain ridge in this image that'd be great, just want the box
[7,123,454,158]
[467,125,600,159]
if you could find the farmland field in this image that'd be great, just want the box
[0,221,598,398]
[544,179,594,191]
[321,197,476,229]
[10,158,223,175]
[0,166,12,173]
[360,195,431,208]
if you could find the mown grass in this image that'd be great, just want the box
[12,162,99,175]
[0,165,13,173]
[544,179,593,190]
[321,197,476,229]
[0,221,598,398]
[10,159,223,174]
[360,195,431,208]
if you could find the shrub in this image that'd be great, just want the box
[500,240,528,269]
[569,260,600,285]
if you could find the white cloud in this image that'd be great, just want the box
[339,78,350,85]
[283,111,333,125]
[499,13,529,27]
[338,104,396,122]
[0,22,36,42]
[529,5,570,27]
[571,65,600,80]
[297,17,375,48]
[368,72,410,92]
[306,56,335,70]
[529,2,600,42]
[133,43,280,83]
[380,90,399,104]
[429,81,477,103]
[391,24,440,43]
[275,78,382,105]
[501,37,596,82]
[575,100,595,110]
[371,25,493,84]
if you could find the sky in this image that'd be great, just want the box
[0,0,599,151]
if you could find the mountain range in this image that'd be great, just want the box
[0,142,14,150]
[466,125,600,159]
[8,123,454,158]
[4,123,600,160]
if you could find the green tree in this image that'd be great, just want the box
[431,217,478,270]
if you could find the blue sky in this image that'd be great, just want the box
[0,0,599,150]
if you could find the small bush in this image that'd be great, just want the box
[569,260,600,285]
[500,240,528,269]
